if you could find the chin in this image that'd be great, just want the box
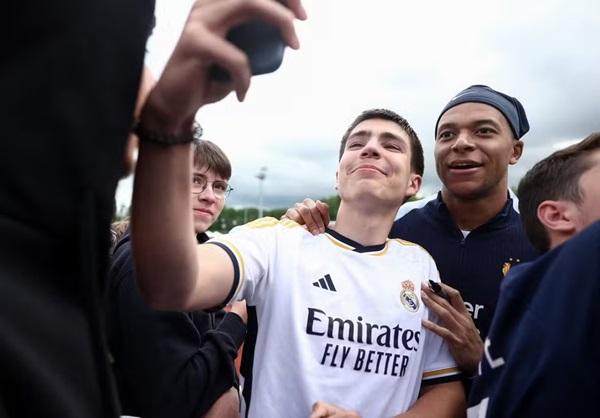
[194,220,212,234]
[446,185,490,200]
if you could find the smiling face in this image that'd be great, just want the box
[336,118,421,209]
[435,102,523,201]
[191,166,227,234]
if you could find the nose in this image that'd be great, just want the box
[360,139,381,159]
[450,131,475,152]
[195,185,217,202]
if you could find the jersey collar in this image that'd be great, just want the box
[324,227,388,254]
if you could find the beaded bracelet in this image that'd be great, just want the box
[133,121,203,146]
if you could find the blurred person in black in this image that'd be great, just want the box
[0,0,305,416]
[0,1,155,416]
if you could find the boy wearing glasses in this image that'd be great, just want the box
[107,139,246,418]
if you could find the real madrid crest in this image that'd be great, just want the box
[400,280,419,312]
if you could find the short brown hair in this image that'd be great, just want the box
[338,109,424,176]
[518,132,600,252]
[193,139,231,180]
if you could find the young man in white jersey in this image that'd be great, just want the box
[133,104,464,416]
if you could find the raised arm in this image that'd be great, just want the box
[132,0,304,311]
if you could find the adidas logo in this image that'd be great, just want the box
[313,274,337,292]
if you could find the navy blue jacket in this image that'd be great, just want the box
[390,193,538,340]
[107,232,246,418]
[468,220,600,417]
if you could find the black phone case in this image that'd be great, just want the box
[211,20,286,81]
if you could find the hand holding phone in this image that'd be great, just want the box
[141,0,303,130]
[211,19,286,81]
[211,0,302,82]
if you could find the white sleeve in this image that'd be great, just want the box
[207,217,280,306]
[421,257,462,385]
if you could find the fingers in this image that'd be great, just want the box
[160,0,303,114]
[187,0,300,102]
[310,401,333,418]
[283,207,301,222]
[421,282,485,375]
[310,401,360,418]
[421,286,463,333]
[422,318,455,342]
[298,198,326,234]
[423,318,483,375]
[316,200,331,226]
[421,283,481,344]
[310,401,352,418]
[285,199,327,234]
[441,282,469,314]
[421,283,453,311]
[208,0,301,49]
[286,0,308,20]
[191,27,252,101]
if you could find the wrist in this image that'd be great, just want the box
[133,119,201,146]
[139,87,196,136]
[136,89,202,146]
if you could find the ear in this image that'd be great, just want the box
[335,170,339,191]
[405,174,422,200]
[537,200,577,238]
[509,140,524,165]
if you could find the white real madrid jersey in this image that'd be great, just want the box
[209,218,460,418]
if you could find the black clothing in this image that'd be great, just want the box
[108,233,246,418]
[0,1,154,416]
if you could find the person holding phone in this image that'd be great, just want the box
[132,107,465,417]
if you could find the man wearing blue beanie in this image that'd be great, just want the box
[435,85,530,140]
[389,84,538,378]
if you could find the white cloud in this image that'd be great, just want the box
[117,0,600,210]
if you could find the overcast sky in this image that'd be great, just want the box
[116,0,600,212]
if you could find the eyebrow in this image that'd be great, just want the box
[192,172,229,184]
[347,130,369,141]
[438,118,503,133]
[348,129,407,144]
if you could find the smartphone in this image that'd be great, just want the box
[211,6,286,82]
[428,280,450,302]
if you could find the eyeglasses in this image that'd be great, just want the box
[192,174,233,199]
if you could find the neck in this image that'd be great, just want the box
[548,230,575,251]
[332,200,397,246]
[441,183,509,231]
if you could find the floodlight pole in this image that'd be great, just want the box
[256,166,267,218]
